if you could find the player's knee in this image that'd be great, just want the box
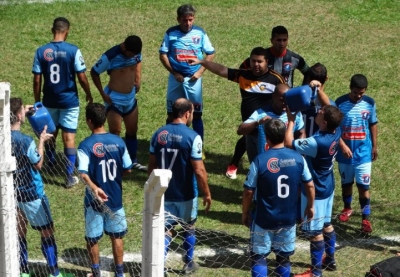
[356,183,370,191]
[251,252,268,266]
[276,254,291,265]
[341,182,353,188]
[85,235,102,244]
[193,113,202,120]
[323,223,334,233]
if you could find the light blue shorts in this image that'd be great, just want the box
[165,197,198,228]
[301,192,334,235]
[47,107,79,133]
[104,86,137,116]
[18,195,53,230]
[166,74,203,114]
[338,162,371,189]
[85,206,127,241]
[251,224,296,255]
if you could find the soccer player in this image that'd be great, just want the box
[242,118,315,277]
[91,35,146,172]
[227,25,310,179]
[187,47,285,167]
[77,103,133,277]
[284,84,343,277]
[32,17,92,188]
[148,98,212,275]
[159,4,215,145]
[10,97,73,277]
[335,74,378,234]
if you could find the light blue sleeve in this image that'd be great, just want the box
[122,146,133,170]
[243,162,258,190]
[92,53,110,75]
[293,137,318,157]
[27,140,41,165]
[244,110,260,123]
[294,112,305,131]
[74,49,87,73]
[191,135,203,160]
[159,33,169,54]
[77,148,90,173]
[202,33,215,55]
[32,49,41,74]
[301,156,313,182]
[135,53,143,63]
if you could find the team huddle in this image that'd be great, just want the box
[10,3,378,277]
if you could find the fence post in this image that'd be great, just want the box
[0,82,19,276]
[142,169,171,277]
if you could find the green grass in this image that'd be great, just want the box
[1,0,400,276]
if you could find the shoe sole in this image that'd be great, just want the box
[225,173,237,180]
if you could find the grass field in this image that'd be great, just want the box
[1,0,400,276]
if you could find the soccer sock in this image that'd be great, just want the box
[360,198,371,220]
[125,134,138,163]
[275,255,291,277]
[230,136,246,166]
[310,240,324,276]
[323,231,336,262]
[91,264,101,277]
[343,195,352,209]
[164,234,172,258]
[251,254,267,277]
[115,264,124,277]
[45,142,56,164]
[183,229,196,264]
[192,118,204,141]
[19,236,29,274]
[41,236,59,276]
[64,148,76,177]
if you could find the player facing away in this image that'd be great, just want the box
[335,74,378,235]
[32,17,93,188]
[159,4,215,149]
[284,87,343,277]
[77,103,133,277]
[227,25,310,179]
[242,118,315,277]
[148,98,212,275]
[10,98,73,277]
[91,35,147,172]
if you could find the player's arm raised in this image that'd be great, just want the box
[187,58,228,78]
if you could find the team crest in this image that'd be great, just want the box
[283,62,292,72]
[362,174,371,185]
[93,143,105,158]
[192,36,200,44]
[298,140,308,146]
[361,110,370,120]
[267,158,280,173]
[329,141,338,155]
[79,56,85,66]
[158,130,169,145]
[44,48,54,61]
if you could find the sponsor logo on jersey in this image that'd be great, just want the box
[329,141,338,155]
[362,174,371,185]
[267,158,280,173]
[158,130,169,145]
[283,62,292,72]
[192,36,200,44]
[361,110,370,120]
[44,48,54,61]
[93,143,105,158]
[342,131,366,140]
[280,158,296,167]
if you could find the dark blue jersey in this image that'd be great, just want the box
[32,41,86,109]
[302,100,336,137]
[77,133,132,211]
[149,123,203,202]
[11,131,44,202]
[244,147,312,229]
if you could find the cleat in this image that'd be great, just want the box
[338,208,353,222]
[322,255,337,271]
[225,164,238,179]
[294,269,318,277]
[65,176,79,188]
[21,273,31,277]
[182,261,199,275]
[50,271,74,277]
[132,162,147,172]
[361,219,372,234]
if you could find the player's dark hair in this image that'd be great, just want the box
[177,4,196,18]
[52,17,70,32]
[322,105,343,131]
[350,74,368,89]
[273,83,290,95]
[10,97,23,125]
[172,99,193,119]
[86,103,106,128]
[250,47,268,61]
[124,35,142,54]
[308,63,327,85]
[271,25,288,39]
[264,118,286,145]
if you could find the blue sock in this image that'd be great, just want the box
[310,240,324,276]
[91,264,101,277]
[64,148,76,176]
[275,261,291,277]
[19,236,29,274]
[125,134,138,163]
[360,198,371,220]
[183,229,196,263]
[41,236,59,276]
[45,143,56,164]
[251,254,267,277]
[323,231,336,261]
[115,264,124,277]
[192,118,204,141]
[343,195,352,209]
[164,234,172,258]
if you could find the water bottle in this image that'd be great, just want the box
[284,85,318,112]
[26,102,56,136]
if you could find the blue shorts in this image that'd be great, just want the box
[47,107,79,133]
[301,192,334,235]
[165,197,198,228]
[338,162,371,189]
[18,195,53,230]
[166,74,203,114]
[104,86,137,117]
[251,223,295,255]
[85,206,127,241]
